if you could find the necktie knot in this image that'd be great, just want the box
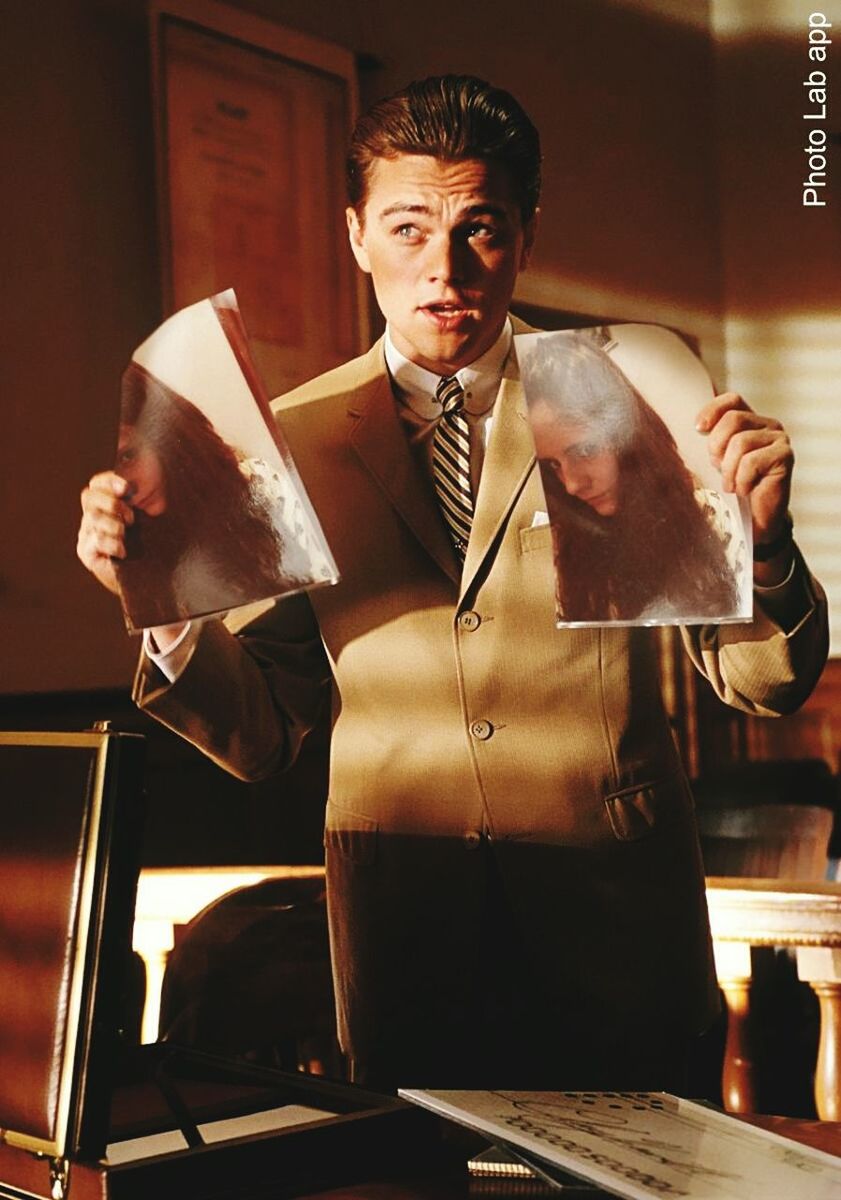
[436,375,465,417]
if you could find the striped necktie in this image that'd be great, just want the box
[432,375,473,560]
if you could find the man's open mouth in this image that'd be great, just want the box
[419,302,474,327]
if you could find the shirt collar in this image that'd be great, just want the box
[384,320,512,420]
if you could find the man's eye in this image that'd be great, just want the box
[117,448,136,466]
[467,223,498,241]
[572,442,601,460]
[393,224,421,240]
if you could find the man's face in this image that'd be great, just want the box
[347,154,535,375]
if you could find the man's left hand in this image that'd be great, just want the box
[696,392,793,544]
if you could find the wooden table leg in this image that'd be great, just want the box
[719,976,758,1113]
[810,983,841,1121]
[797,947,841,1121]
[713,939,757,1113]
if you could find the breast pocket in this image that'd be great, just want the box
[519,523,554,554]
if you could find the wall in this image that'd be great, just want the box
[705,0,841,763]
[2,0,724,694]
[711,0,841,655]
[3,0,158,691]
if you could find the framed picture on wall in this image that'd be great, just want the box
[149,0,367,397]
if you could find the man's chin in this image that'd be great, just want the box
[400,324,485,374]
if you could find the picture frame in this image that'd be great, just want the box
[148,0,367,398]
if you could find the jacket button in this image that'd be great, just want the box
[458,610,481,631]
[470,719,493,741]
[463,830,482,849]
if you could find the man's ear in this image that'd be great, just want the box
[519,207,539,271]
[346,207,372,273]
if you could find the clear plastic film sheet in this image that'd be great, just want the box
[113,289,339,633]
[515,324,752,628]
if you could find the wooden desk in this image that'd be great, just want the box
[706,877,841,1119]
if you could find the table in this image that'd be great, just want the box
[706,877,841,1119]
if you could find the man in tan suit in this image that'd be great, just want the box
[78,76,827,1092]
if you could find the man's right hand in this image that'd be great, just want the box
[77,471,189,654]
[76,470,134,596]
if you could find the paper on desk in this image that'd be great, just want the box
[399,1090,841,1200]
[106,1102,334,1164]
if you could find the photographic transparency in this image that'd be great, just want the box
[516,324,751,627]
[114,290,338,632]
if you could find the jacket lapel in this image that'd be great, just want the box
[347,343,461,585]
[460,361,536,599]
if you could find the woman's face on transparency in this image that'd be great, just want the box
[117,426,167,516]
[530,402,621,517]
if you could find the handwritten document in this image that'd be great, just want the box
[399,1091,841,1200]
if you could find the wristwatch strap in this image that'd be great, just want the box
[753,512,794,562]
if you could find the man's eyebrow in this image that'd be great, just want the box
[377,202,432,219]
[460,203,510,220]
[376,201,511,221]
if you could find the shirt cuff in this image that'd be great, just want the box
[143,622,199,683]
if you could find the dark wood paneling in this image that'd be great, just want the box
[0,690,328,867]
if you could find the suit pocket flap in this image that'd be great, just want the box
[604,778,690,842]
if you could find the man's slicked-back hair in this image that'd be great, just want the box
[347,75,541,222]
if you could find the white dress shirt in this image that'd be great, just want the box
[385,320,511,494]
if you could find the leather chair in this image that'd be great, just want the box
[158,876,344,1078]
[693,759,836,881]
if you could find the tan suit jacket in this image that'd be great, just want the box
[135,323,828,1079]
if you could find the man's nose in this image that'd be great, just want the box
[425,234,466,283]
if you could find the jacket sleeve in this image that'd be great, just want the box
[680,545,829,717]
[132,591,332,781]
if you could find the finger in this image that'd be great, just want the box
[76,539,120,595]
[695,392,750,433]
[718,432,793,497]
[718,428,789,493]
[85,470,129,499]
[731,442,793,498]
[82,510,128,542]
[706,410,780,468]
[96,531,127,559]
[81,484,134,525]
[79,524,127,562]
